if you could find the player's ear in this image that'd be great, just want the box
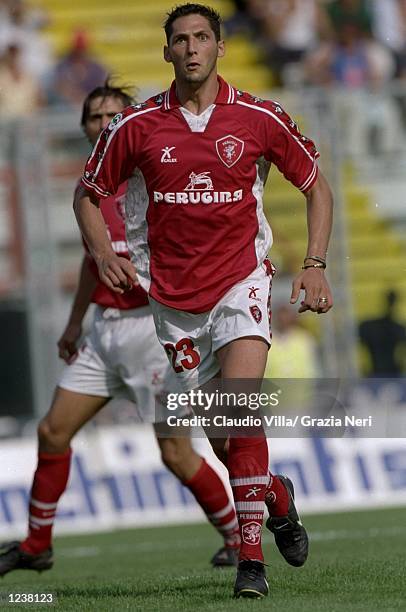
[217,40,225,59]
[164,46,172,63]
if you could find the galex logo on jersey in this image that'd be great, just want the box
[161,146,177,163]
[215,135,244,168]
[153,171,243,204]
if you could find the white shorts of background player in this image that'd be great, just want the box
[59,304,171,422]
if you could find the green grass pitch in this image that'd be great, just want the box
[1,506,405,611]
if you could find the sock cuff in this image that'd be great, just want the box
[38,447,72,462]
[183,456,207,486]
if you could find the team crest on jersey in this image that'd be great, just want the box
[249,305,262,324]
[154,94,164,105]
[215,135,244,168]
[108,113,123,130]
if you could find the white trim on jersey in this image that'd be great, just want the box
[93,105,161,182]
[299,161,318,192]
[252,160,273,266]
[82,175,110,198]
[227,84,235,104]
[236,100,317,164]
[164,88,170,110]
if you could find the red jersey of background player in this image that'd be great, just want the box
[84,181,149,310]
[82,76,319,313]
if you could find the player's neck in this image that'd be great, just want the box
[175,73,219,115]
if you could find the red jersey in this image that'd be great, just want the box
[82,76,319,313]
[85,181,149,310]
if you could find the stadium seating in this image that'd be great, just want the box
[31,0,272,93]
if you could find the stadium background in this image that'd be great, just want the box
[0,1,405,609]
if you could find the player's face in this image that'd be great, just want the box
[84,96,125,146]
[164,14,224,85]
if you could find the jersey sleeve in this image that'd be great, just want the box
[81,110,139,199]
[261,101,320,193]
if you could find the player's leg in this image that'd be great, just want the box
[154,431,240,566]
[0,318,115,577]
[216,337,270,598]
[0,387,109,576]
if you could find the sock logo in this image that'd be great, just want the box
[241,521,262,545]
[246,486,262,498]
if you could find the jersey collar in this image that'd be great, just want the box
[162,75,237,111]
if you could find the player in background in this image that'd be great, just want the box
[74,3,334,599]
[0,82,242,577]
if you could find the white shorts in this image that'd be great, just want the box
[149,261,273,392]
[58,305,171,422]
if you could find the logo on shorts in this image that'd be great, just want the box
[249,305,262,324]
[242,522,262,545]
[151,372,162,385]
[248,286,260,300]
[215,135,244,168]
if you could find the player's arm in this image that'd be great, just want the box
[73,185,137,293]
[290,170,334,314]
[57,255,98,363]
[257,99,333,314]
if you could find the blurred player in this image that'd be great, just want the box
[0,82,242,577]
[74,4,334,600]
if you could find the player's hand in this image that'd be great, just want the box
[290,268,333,314]
[97,253,138,294]
[57,323,82,363]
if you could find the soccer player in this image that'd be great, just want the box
[74,4,334,599]
[0,82,243,577]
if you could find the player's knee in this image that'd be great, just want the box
[37,419,70,452]
[160,440,194,475]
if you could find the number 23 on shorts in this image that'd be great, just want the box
[164,338,201,373]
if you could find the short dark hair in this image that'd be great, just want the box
[81,79,135,127]
[164,3,221,44]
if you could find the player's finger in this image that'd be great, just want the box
[119,258,138,284]
[290,278,301,304]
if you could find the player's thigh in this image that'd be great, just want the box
[217,337,269,379]
[211,260,273,379]
[40,386,109,442]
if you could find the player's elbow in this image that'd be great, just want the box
[305,170,333,208]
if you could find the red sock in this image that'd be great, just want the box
[265,473,289,516]
[228,436,268,563]
[20,449,72,555]
[184,458,240,548]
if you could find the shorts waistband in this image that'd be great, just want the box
[97,304,152,320]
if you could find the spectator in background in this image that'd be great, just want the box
[305,18,395,88]
[371,0,406,79]
[264,304,320,378]
[47,31,108,107]
[359,290,406,377]
[0,43,43,117]
[326,0,373,37]
[0,0,53,86]
[260,0,331,87]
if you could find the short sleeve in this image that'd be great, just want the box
[261,101,320,193]
[81,110,138,199]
